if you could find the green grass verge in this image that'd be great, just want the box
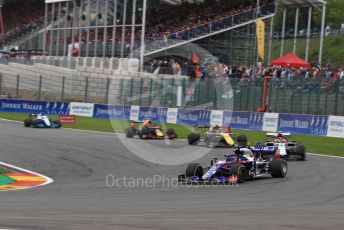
[0,111,343,157]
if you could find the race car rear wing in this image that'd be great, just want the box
[266,132,291,138]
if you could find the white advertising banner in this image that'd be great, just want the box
[210,110,224,126]
[69,102,94,117]
[166,108,178,124]
[45,0,71,3]
[327,116,344,138]
[130,106,140,121]
[262,113,279,132]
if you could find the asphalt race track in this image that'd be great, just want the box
[1,119,344,230]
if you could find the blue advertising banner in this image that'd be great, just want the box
[0,99,70,115]
[177,109,211,125]
[93,104,131,120]
[223,111,264,130]
[278,114,328,135]
[138,107,168,122]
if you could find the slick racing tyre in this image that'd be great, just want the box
[24,118,32,127]
[140,126,150,139]
[187,133,200,145]
[166,128,177,139]
[53,120,62,128]
[296,144,306,161]
[125,127,135,138]
[237,134,248,147]
[269,159,288,177]
[228,164,247,183]
[185,163,203,179]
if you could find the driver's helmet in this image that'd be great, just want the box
[143,120,152,126]
[277,133,283,138]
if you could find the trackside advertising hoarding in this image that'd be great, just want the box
[93,104,130,120]
[278,114,328,136]
[327,116,344,138]
[0,99,70,115]
[45,0,71,3]
[0,99,343,138]
[69,102,94,117]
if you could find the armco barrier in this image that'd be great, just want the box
[0,99,343,138]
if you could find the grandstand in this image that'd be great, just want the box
[0,0,342,116]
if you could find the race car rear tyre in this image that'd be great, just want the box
[270,159,288,177]
[237,134,248,147]
[24,118,32,127]
[187,133,200,145]
[125,127,135,138]
[166,128,177,139]
[140,126,150,139]
[296,144,306,161]
[185,163,203,179]
[228,164,247,183]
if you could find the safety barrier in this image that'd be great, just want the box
[0,99,343,138]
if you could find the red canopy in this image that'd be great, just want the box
[271,53,311,68]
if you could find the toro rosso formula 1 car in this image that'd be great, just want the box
[178,147,287,184]
[125,120,177,139]
[255,132,306,160]
[24,113,61,128]
[187,125,248,148]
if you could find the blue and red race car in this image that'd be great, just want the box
[178,147,287,184]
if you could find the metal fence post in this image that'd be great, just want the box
[182,78,186,107]
[148,78,153,106]
[139,78,143,106]
[38,75,42,100]
[61,76,65,101]
[16,74,20,99]
[0,73,2,94]
[129,78,134,105]
[85,77,89,102]
[171,78,175,107]
[334,87,339,115]
[105,78,110,104]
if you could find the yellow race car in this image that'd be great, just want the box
[187,125,248,148]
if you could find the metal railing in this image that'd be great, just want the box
[0,73,343,115]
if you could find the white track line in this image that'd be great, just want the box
[0,162,54,191]
[1,118,343,159]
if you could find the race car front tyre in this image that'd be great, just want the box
[166,128,177,139]
[269,159,288,177]
[187,133,200,145]
[237,134,248,147]
[24,118,32,127]
[296,144,306,161]
[125,127,135,138]
[228,164,247,183]
[53,120,62,128]
[185,163,203,179]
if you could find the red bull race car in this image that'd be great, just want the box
[125,120,177,139]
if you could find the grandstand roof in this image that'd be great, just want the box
[276,0,326,7]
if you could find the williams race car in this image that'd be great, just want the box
[24,113,61,128]
[178,147,287,184]
[125,120,177,139]
[187,125,248,148]
[255,132,306,160]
